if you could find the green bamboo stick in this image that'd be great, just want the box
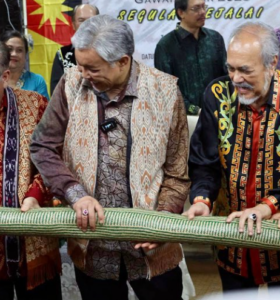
[0,207,279,250]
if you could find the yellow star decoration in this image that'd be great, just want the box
[31,0,73,33]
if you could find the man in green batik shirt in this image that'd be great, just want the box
[154,0,227,115]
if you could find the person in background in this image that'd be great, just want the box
[154,0,227,115]
[50,4,99,95]
[30,14,191,300]
[0,42,61,300]
[0,30,49,100]
[185,22,280,293]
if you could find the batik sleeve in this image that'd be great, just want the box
[30,76,87,205]
[157,88,191,214]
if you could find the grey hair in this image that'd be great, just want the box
[71,15,134,64]
[229,21,279,68]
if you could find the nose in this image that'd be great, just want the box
[78,66,90,79]
[231,70,244,84]
[10,49,17,56]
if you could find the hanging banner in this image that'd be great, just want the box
[26,0,280,93]
[86,0,280,67]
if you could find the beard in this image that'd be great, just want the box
[233,72,271,106]
[238,94,259,105]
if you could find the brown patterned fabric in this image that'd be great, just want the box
[156,88,191,213]
[84,66,143,280]
[30,60,190,281]
[0,89,61,289]
[63,62,189,210]
[63,61,190,280]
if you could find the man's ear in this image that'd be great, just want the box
[117,55,130,69]
[270,55,278,75]
[1,70,10,88]
[177,8,186,20]
[72,19,77,31]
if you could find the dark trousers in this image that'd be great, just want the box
[218,266,280,294]
[75,261,183,300]
[0,274,62,300]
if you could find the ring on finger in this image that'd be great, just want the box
[82,209,89,217]
[249,213,257,221]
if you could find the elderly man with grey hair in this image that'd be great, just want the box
[30,15,191,300]
[184,21,280,293]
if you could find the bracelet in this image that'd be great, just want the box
[261,197,278,215]
[193,196,212,211]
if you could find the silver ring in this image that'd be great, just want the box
[82,209,89,217]
[249,213,257,221]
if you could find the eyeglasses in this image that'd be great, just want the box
[189,4,208,13]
